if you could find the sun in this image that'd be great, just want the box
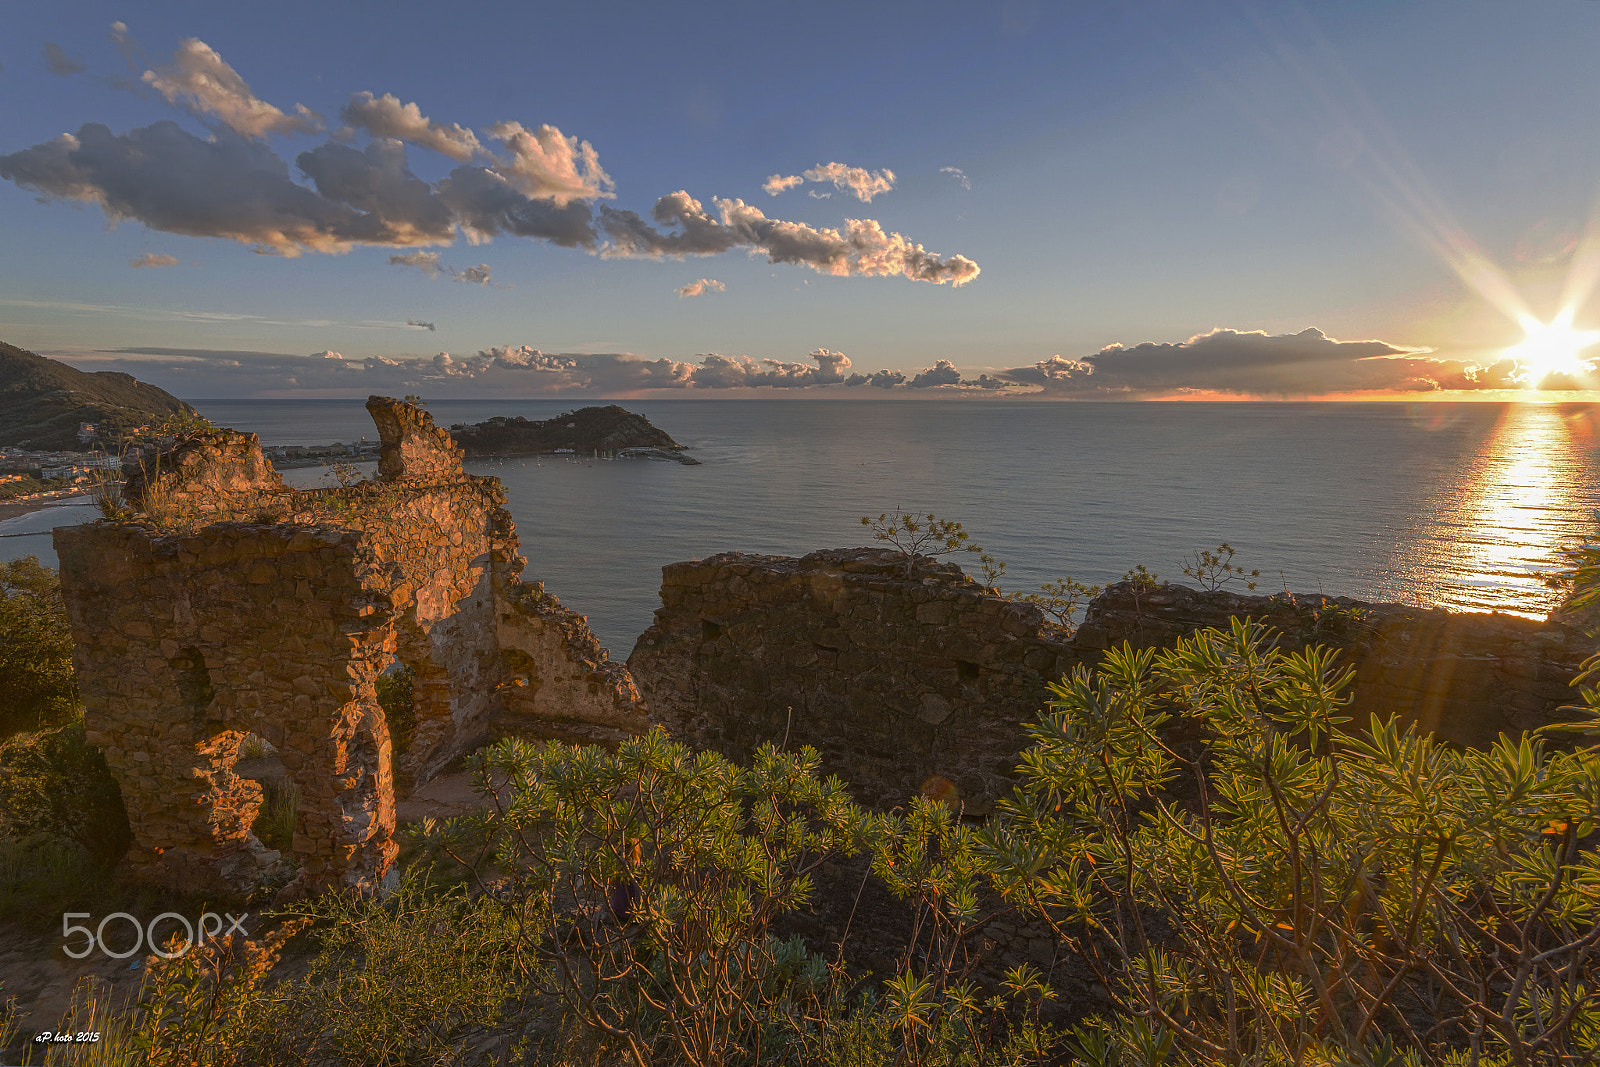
[1504,311,1600,386]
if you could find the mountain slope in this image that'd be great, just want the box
[0,342,196,450]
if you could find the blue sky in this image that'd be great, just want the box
[4,1,1600,399]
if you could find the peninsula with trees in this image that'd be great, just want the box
[448,404,699,463]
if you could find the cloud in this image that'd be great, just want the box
[407,319,436,331]
[994,326,1508,397]
[763,162,896,202]
[142,38,323,138]
[296,138,456,245]
[803,162,895,202]
[390,250,454,274]
[910,359,963,387]
[675,277,724,298]
[107,22,140,69]
[763,174,803,196]
[1,33,978,286]
[59,343,1027,398]
[844,369,907,388]
[808,190,832,199]
[339,92,481,162]
[43,43,86,77]
[484,121,613,205]
[434,165,599,247]
[600,191,980,285]
[129,252,178,268]
[0,122,375,255]
[388,250,492,284]
[940,166,971,190]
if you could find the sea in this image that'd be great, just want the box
[4,399,1598,656]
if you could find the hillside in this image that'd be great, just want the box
[449,405,686,456]
[0,342,196,451]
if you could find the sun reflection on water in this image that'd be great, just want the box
[1433,404,1594,617]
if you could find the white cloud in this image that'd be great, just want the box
[141,37,323,139]
[1,35,978,287]
[485,121,614,205]
[940,165,970,190]
[763,173,803,196]
[675,277,725,298]
[764,162,897,202]
[67,345,1028,397]
[600,192,980,286]
[802,161,895,202]
[129,252,178,268]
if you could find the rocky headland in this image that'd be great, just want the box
[448,405,699,463]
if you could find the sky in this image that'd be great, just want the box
[5,1,1600,400]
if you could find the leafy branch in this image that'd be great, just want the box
[861,510,981,579]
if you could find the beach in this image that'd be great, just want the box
[0,487,92,522]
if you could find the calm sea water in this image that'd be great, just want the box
[6,399,1598,655]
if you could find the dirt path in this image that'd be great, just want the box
[0,925,148,1042]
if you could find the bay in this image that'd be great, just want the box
[5,398,1596,656]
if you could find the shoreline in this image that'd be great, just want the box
[0,490,94,523]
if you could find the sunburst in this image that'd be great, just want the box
[1504,311,1600,386]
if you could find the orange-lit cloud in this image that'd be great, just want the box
[996,327,1537,397]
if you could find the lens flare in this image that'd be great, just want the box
[1503,311,1600,387]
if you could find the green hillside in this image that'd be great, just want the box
[0,342,195,451]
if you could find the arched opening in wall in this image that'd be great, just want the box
[376,661,417,772]
[238,733,299,859]
[171,646,218,733]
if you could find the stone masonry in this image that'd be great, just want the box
[628,548,1076,814]
[55,398,646,897]
[627,551,1591,816]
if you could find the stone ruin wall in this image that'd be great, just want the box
[1076,581,1590,748]
[625,550,1592,815]
[628,549,1075,815]
[55,397,646,897]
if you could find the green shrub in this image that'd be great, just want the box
[0,721,130,867]
[374,664,416,758]
[131,869,516,1066]
[249,777,298,855]
[426,729,875,1067]
[0,556,80,737]
[980,619,1600,1066]
[860,511,981,578]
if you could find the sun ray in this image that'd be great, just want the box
[1503,312,1600,386]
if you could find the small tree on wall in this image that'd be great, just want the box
[860,510,981,578]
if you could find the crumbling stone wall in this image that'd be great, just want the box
[629,548,1077,814]
[55,397,645,896]
[627,551,1589,816]
[1077,581,1589,747]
